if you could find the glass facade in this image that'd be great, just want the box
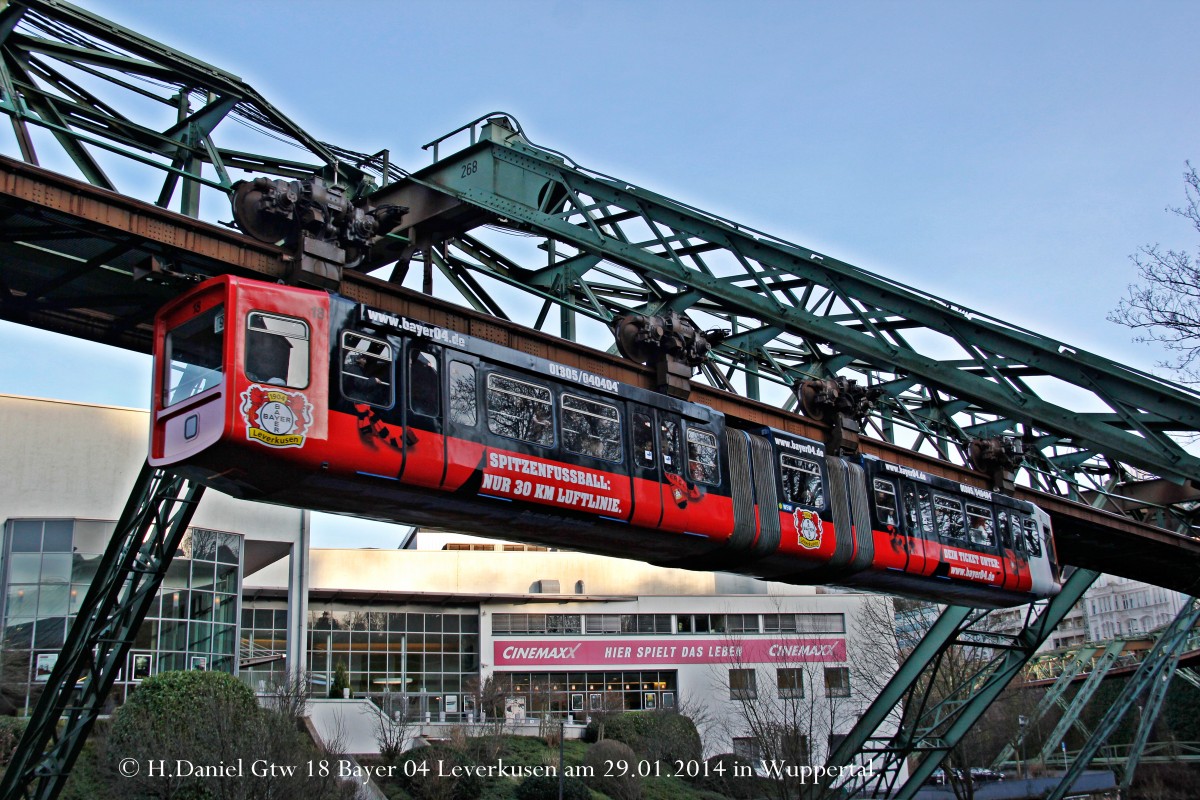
[492,670,677,716]
[0,519,242,711]
[240,599,481,719]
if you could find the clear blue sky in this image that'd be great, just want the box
[2,0,1199,544]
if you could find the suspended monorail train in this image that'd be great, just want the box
[149,276,1062,607]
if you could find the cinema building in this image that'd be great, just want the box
[1,394,889,758]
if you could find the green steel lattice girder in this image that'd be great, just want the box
[807,568,1098,800]
[988,643,1105,769]
[0,465,204,800]
[0,0,367,199]
[365,126,1200,489]
[1033,640,1125,762]
[1045,596,1200,800]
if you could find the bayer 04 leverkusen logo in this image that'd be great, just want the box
[240,385,313,448]
[793,508,822,550]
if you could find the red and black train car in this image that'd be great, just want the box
[150,276,1061,607]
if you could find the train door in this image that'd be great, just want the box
[929,490,969,578]
[442,354,484,489]
[336,328,403,477]
[628,407,664,529]
[868,475,911,573]
[681,422,727,538]
[399,341,445,488]
[998,510,1035,594]
[657,413,687,532]
[913,484,948,576]
[897,481,935,575]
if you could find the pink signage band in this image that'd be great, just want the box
[493,637,847,667]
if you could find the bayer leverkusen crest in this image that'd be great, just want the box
[794,508,822,550]
[240,386,313,448]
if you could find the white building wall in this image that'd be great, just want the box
[247,547,805,598]
[1083,574,1187,641]
[479,593,890,760]
[0,394,303,541]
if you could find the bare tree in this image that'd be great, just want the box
[265,669,312,725]
[371,694,413,763]
[1111,162,1200,382]
[322,707,350,759]
[460,676,511,762]
[711,602,880,800]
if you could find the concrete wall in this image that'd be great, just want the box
[246,547,819,598]
[0,394,303,543]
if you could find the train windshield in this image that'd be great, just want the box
[163,304,224,407]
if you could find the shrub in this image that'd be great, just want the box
[695,753,758,799]
[515,774,590,800]
[394,744,482,800]
[108,670,355,800]
[588,710,702,765]
[0,716,28,766]
[584,739,641,800]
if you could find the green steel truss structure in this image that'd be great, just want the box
[0,3,1198,798]
[369,118,1200,534]
[808,568,1098,800]
[1044,597,1200,800]
[0,465,204,800]
[0,2,1196,530]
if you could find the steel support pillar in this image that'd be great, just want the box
[0,465,204,800]
[1046,596,1200,800]
[1035,640,1125,763]
[990,642,1112,769]
[812,568,1098,800]
[1177,667,1200,690]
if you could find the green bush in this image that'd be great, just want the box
[584,739,641,800]
[107,670,355,800]
[514,774,590,800]
[694,753,758,799]
[586,711,702,765]
[394,744,482,800]
[0,716,28,766]
[112,669,258,749]
[640,775,735,800]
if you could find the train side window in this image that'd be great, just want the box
[660,420,681,474]
[486,373,554,446]
[448,361,477,426]
[781,455,823,507]
[932,494,966,538]
[164,304,224,407]
[245,312,309,388]
[965,503,995,547]
[340,332,393,408]
[408,348,440,417]
[633,413,655,469]
[561,394,622,462]
[686,427,720,486]
[1022,516,1042,557]
[873,479,898,526]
